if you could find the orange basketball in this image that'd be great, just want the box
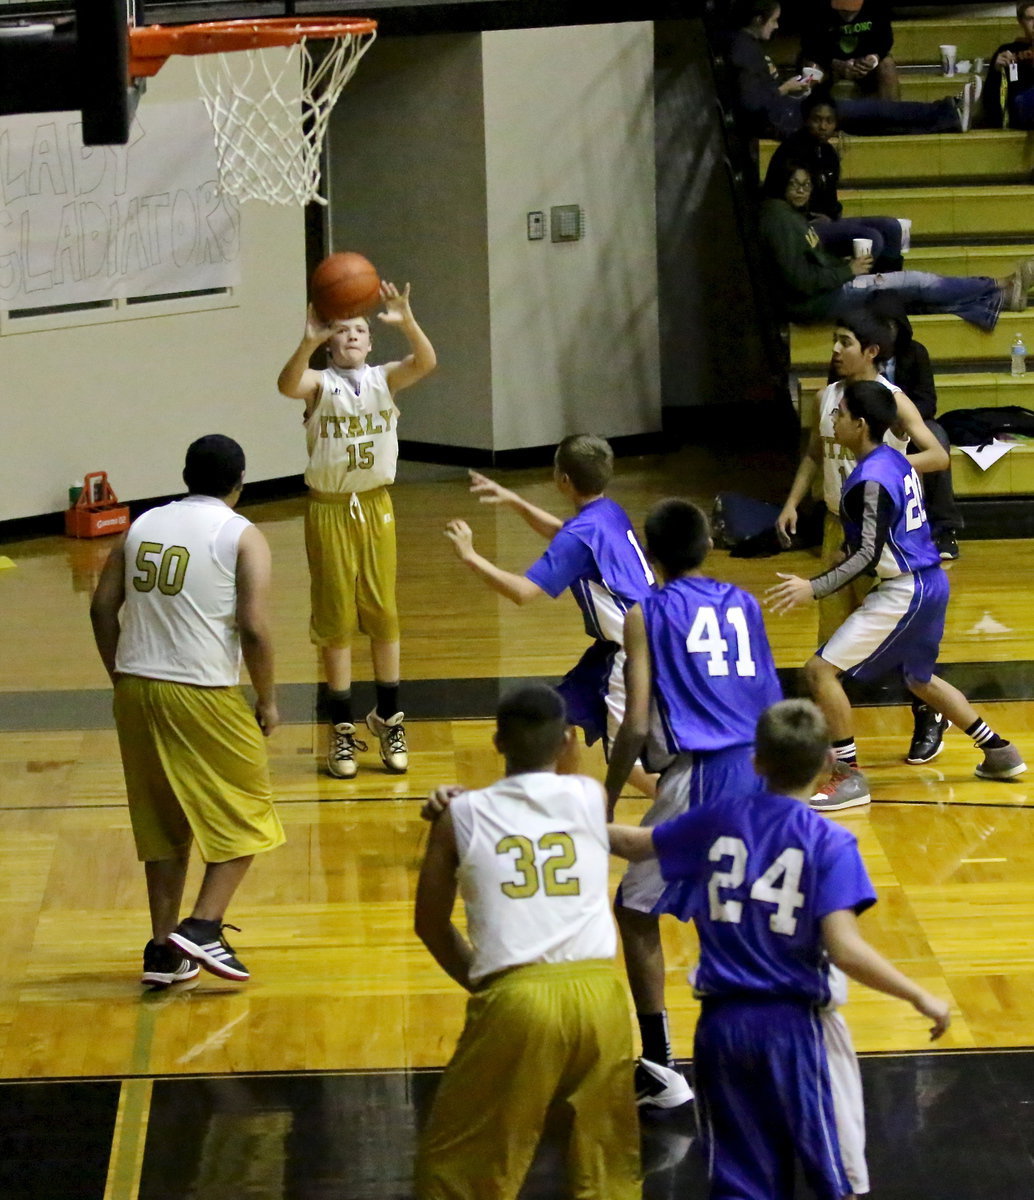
[310,252,381,321]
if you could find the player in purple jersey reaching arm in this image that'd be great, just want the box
[768,382,1025,811]
[609,699,951,1200]
[605,499,782,1109]
[444,434,656,792]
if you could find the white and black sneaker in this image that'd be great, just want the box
[635,1057,693,1110]
[327,722,367,779]
[168,919,250,982]
[141,939,200,988]
[366,709,409,773]
[906,705,951,764]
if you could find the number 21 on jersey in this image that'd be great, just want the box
[903,468,927,531]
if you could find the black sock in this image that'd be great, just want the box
[327,688,353,727]
[637,1011,672,1067]
[832,737,858,767]
[964,718,1007,751]
[376,682,400,721]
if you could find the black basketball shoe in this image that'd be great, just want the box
[168,919,250,981]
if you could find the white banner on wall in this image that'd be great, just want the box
[0,101,241,308]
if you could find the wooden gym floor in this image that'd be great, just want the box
[2,446,1034,1197]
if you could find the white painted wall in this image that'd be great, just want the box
[325,23,660,456]
[0,57,306,523]
[324,33,495,452]
[482,23,660,450]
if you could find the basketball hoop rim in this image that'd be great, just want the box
[129,17,377,78]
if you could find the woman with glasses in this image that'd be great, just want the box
[757,158,1031,329]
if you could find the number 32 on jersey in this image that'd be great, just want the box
[495,832,580,899]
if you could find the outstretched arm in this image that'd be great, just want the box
[380,282,437,394]
[444,519,544,606]
[607,823,656,861]
[468,471,563,538]
[822,908,950,1040]
[604,606,651,818]
[768,478,893,612]
[414,809,473,991]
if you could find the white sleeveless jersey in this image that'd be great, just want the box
[116,496,250,687]
[304,363,398,494]
[451,773,616,985]
[819,375,909,510]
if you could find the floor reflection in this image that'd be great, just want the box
[4,1050,1034,1198]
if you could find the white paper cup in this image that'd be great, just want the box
[940,44,957,76]
[801,66,824,83]
[897,218,912,255]
[853,238,873,259]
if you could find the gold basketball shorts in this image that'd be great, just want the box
[414,960,640,1199]
[113,675,285,863]
[305,486,399,647]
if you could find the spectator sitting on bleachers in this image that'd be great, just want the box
[757,157,1032,329]
[727,0,968,140]
[765,94,904,271]
[980,0,1034,129]
[800,0,901,101]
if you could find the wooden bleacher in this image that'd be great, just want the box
[766,8,1034,506]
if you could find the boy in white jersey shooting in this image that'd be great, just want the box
[775,310,950,774]
[414,683,639,1199]
[277,283,436,780]
[90,436,285,986]
[608,699,950,1200]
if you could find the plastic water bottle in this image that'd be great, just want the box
[1012,334,1028,377]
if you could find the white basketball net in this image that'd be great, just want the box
[193,31,376,206]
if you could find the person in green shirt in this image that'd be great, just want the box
[757,157,1031,328]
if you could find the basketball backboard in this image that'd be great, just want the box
[0,0,137,144]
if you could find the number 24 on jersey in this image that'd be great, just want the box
[708,836,806,936]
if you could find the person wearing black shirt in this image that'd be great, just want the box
[801,0,900,101]
[765,94,904,270]
[980,1,1034,128]
[757,158,1031,327]
[727,0,965,141]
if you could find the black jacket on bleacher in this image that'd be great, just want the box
[727,29,803,140]
[766,132,842,218]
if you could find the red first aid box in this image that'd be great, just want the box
[65,471,131,539]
